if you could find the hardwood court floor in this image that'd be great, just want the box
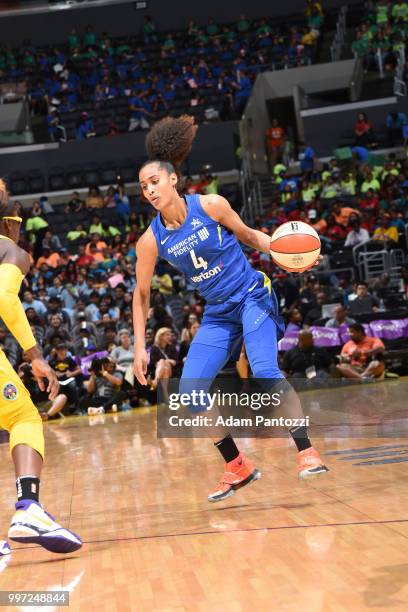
[1,380,408,611]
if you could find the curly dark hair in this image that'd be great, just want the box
[142,115,197,184]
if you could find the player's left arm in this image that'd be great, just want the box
[201,194,271,254]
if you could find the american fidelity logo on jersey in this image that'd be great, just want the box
[191,217,202,228]
[167,230,209,257]
[191,265,221,283]
[3,383,18,401]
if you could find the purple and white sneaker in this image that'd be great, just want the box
[8,500,82,554]
[0,541,11,556]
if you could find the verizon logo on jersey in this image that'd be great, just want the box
[191,265,221,283]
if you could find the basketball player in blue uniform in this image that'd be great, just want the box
[134,116,328,502]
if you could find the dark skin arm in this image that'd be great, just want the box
[0,240,59,400]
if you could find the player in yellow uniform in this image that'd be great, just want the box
[0,181,82,553]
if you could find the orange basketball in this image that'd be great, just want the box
[270,221,321,273]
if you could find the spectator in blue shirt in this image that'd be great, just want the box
[386,111,407,146]
[134,47,147,63]
[76,113,95,140]
[29,81,48,114]
[23,290,48,317]
[279,173,299,192]
[128,93,151,131]
[93,84,106,108]
[47,109,63,141]
[163,84,176,103]
[233,70,252,115]
[114,184,130,225]
[352,146,369,165]
[298,142,316,174]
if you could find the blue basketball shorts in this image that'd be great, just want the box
[181,271,286,383]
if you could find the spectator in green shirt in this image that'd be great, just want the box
[321,176,342,200]
[6,50,16,69]
[301,180,318,203]
[84,25,97,47]
[26,214,49,259]
[26,215,48,237]
[308,7,324,35]
[188,20,199,40]
[115,42,131,56]
[222,26,237,43]
[102,222,121,238]
[23,51,36,68]
[361,172,381,193]
[89,217,105,236]
[203,175,219,195]
[376,31,391,51]
[362,21,378,40]
[206,18,220,39]
[67,223,87,242]
[376,0,389,25]
[256,18,272,38]
[196,30,209,46]
[392,0,408,22]
[352,31,370,57]
[341,173,357,197]
[237,15,250,33]
[68,28,80,48]
[143,15,158,44]
[161,34,176,58]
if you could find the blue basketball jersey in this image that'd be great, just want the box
[150,194,258,304]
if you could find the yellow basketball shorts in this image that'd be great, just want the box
[0,350,44,459]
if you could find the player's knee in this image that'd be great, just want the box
[251,364,283,380]
[9,408,44,460]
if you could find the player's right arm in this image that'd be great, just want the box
[133,228,158,385]
[0,243,59,399]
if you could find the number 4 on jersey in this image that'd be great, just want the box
[190,248,208,270]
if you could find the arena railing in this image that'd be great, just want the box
[354,242,405,286]
[240,177,262,225]
[330,5,347,62]
[394,47,407,97]
[349,56,364,102]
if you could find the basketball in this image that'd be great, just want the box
[270,221,321,273]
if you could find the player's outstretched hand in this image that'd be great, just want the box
[31,357,60,401]
[134,348,149,386]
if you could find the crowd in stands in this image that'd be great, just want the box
[265,113,408,255]
[0,4,324,141]
[351,0,407,72]
[260,113,408,383]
